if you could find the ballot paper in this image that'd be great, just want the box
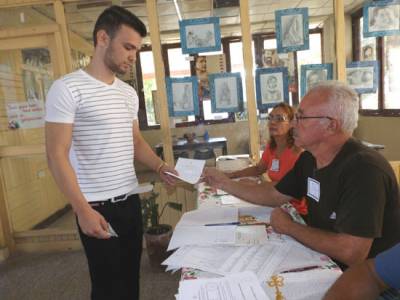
[177,271,270,300]
[220,194,260,207]
[164,158,205,184]
[235,225,268,245]
[163,243,291,280]
[177,207,238,227]
[168,225,237,251]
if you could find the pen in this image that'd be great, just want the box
[205,222,240,226]
[280,265,321,274]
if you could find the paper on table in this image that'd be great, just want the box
[177,207,238,227]
[235,225,268,245]
[178,271,270,300]
[164,158,205,184]
[163,243,291,281]
[167,225,237,251]
[264,268,341,300]
[220,194,259,207]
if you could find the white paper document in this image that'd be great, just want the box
[177,271,270,300]
[164,158,206,184]
[163,243,291,280]
[177,207,238,227]
[220,195,260,207]
[168,225,237,251]
[235,225,268,245]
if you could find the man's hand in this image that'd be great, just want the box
[159,163,177,186]
[76,206,111,239]
[270,207,294,235]
[203,167,230,190]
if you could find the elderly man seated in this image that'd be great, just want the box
[204,81,400,269]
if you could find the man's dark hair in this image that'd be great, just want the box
[93,5,147,46]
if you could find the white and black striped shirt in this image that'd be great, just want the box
[45,69,139,202]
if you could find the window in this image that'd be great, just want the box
[353,11,400,115]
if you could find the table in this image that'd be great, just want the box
[155,136,228,159]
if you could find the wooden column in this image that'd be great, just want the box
[145,0,174,166]
[54,0,72,73]
[239,0,260,161]
[334,0,346,81]
[0,159,15,254]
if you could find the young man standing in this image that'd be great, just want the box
[45,6,176,300]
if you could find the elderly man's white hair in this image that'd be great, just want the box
[308,81,359,134]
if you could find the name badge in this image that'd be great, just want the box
[270,159,280,172]
[307,177,320,202]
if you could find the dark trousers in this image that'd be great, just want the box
[77,194,143,300]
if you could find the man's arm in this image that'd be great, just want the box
[45,122,110,239]
[323,259,388,300]
[132,121,177,185]
[271,208,373,266]
[227,160,268,179]
[204,167,291,206]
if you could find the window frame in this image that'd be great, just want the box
[352,9,400,117]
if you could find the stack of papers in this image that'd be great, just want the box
[163,243,292,279]
[176,271,270,300]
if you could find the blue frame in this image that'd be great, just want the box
[275,8,309,53]
[363,0,400,38]
[255,67,289,110]
[166,77,199,117]
[209,72,243,113]
[300,64,333,98]
[179,17,221,54]
[346,61,379,94]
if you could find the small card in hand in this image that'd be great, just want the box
[108,223,118,237]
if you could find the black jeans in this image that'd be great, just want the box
[77,194,143,300]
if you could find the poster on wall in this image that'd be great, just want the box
[363,0,400,38]
[6,101,45,129]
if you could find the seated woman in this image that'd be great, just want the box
[226,103,307,216]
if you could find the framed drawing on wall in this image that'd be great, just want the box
[300,63,333,97]
[346,61,379,94]
[255,67,289,110]
[275,8,309,53]
[209,72,243,113]
[166,77,199,117]
[363,1,400,38]
[179,17,221,54]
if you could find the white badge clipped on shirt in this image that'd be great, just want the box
[307,177,320,202]
[270,159,280,172]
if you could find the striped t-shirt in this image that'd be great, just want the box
[45,69,139,202]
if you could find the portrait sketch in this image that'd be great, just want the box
[209,73,243,113]
[256,67,289,110]
[362,44,375,61]
[180,17,221,54]
[275,8,309,53]
[346,61,379,94]
[166,77,199,117]
[364,2,400,37]
[300,64,333,97]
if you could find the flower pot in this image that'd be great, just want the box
[144,224,173,269]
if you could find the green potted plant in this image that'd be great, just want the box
[141,189,182,268]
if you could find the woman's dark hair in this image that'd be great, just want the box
[269,102,296,150]
[93,5,147,46]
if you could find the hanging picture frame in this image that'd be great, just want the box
[255,67,289,110]
[209,72,243,113]
[346,61,379,94]
[275,8,309,53]
[363,0,400,38]
[179,17,222,54]
[166,77,199,117]
[300,63,333,97]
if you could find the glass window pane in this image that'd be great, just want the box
[358,17,379,110]
[167,48,191,78]
[297,33,322,98]
[383,35,400,109]
[139,51,158,126]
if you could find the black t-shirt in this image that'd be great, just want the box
[276,138,400,260]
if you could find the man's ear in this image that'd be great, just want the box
[96,29,110,47]
[327,118,339,133]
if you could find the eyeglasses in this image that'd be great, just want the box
[266,114,289,122]
[293,113,334,123]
